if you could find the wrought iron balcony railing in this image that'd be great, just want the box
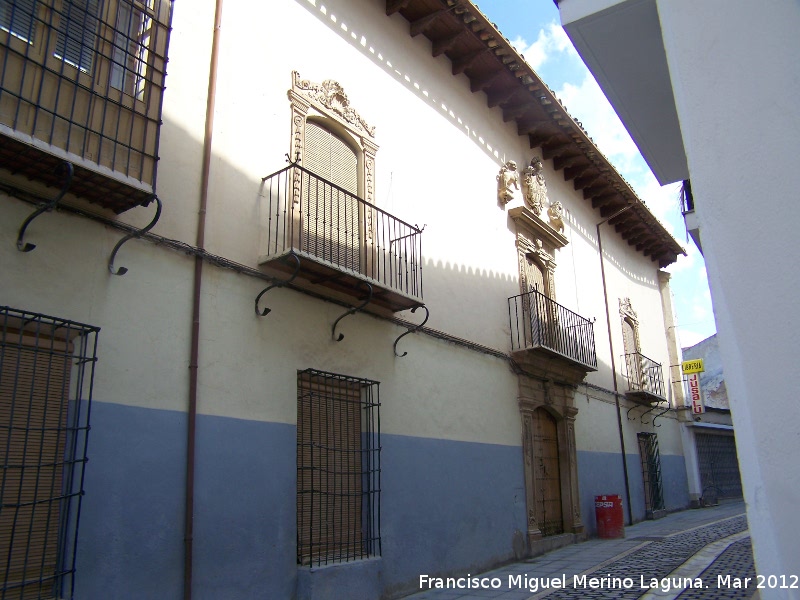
[260,163,423,311]
[623,352,666,401]
[508,288,597,370]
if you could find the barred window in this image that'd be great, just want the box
[54,0,101,72]
[0,307,98,599]
[1,0,37,43]
[296,369,381,566]
[109,0,154,99]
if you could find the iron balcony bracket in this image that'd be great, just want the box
[255,252,301,317]
[651,402,670,428]
[16,161,74,252]
[393,305,429,357]
[332,282,373,342]
[639,403,659,425]
[108,196,163,275]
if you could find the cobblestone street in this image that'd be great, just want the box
[402,502,758,600]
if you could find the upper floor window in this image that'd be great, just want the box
[1,0,36,43]
[109,0,153,99]
[53,0,100,72]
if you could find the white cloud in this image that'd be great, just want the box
[678,328,707,350]
[555,74,640,171]
[510,22,576,71]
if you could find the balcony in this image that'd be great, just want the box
[623,352,667,404]
[0,0,172,213]
[259,164,423,313]
[508,288,597,371]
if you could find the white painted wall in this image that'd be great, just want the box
[656,0,800,588]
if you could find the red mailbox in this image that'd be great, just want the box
[595,494,625,539]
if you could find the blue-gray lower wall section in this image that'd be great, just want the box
[577,451,689,536]
[75,402,527,599]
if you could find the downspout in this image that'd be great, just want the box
[185,1,223,598]
[596,204,634,526]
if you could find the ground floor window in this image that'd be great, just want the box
[637,432,665,515]
[0,306,98,600]
[296,369,380,566]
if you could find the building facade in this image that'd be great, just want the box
[1,1,689,598]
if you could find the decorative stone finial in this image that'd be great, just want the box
[497,160,519,205]
[548,200,565,233]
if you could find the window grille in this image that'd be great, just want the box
[0,306,99,600]
[637,432,665,514]
[296,369,381,566]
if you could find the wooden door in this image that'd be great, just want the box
[532,408,563,536]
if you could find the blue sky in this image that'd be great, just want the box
[476,0,716,349]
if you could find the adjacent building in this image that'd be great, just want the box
[558,0,800,593]
[2,1,691,598]
[680,334,742,507]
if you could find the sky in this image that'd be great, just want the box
[475,0,716,350]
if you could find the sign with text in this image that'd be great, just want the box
[681,358,704,374]
[687,372,705,414]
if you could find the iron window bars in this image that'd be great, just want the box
[0,0,172,212]
[623,352,666,399]
[296,369,381,566]
[0,306,99,600]
[637,432,665,514]
[262,163,423,302]
[508,287,597,370]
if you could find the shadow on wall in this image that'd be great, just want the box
[294,0,520,167]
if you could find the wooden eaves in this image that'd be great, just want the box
[386,0,686,267]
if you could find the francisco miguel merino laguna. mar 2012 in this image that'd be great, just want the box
[418,573,710,593]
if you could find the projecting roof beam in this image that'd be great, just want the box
[470,71,503,93]
[574,173,602,191]
[591,194,618,209]
[503,101,537,122]
[517,118,549,136]
[563,164,589,181]
[553,154,583,172]
[611,209,637,227]
[410,9,447,37]
[486,87,518,108]
[529,132,560,150]
[583,184,613,201]
[452,48,489,75]
[542,140,572,161]
[432,30,464,57]
[386,0,411,16]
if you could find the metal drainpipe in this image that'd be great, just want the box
[596,204,635,527]
[185,1,223,598]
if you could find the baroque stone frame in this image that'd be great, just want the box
[518,381,584,549]
[619,297,642,355]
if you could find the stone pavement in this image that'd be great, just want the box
[403,501,760,600]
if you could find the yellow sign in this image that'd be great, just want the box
[682,359,704,374]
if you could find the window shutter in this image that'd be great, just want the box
[1,0,37,43]
[302,122,361,272]
[0,333,72,599]
[54,0,100,72]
